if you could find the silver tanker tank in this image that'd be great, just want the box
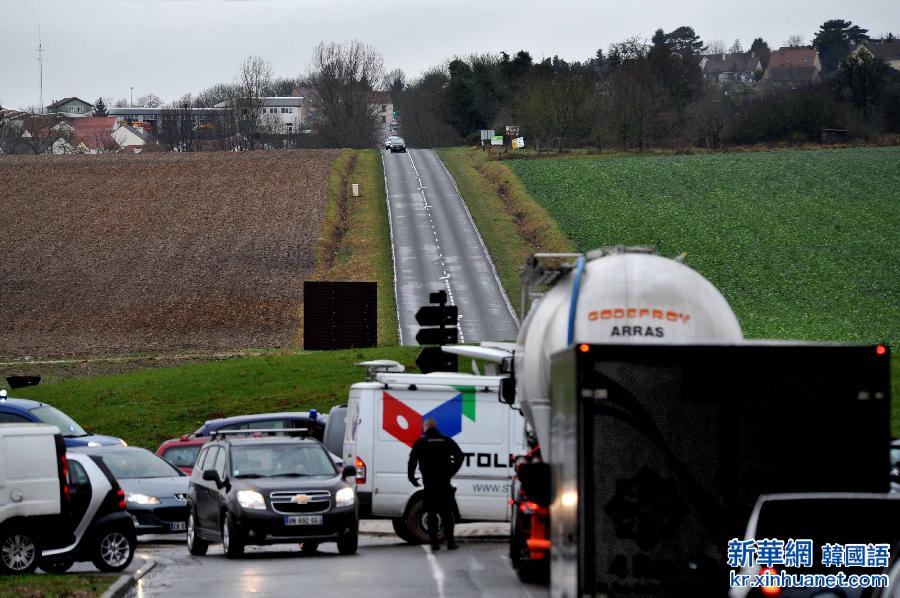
[514,248,744,459]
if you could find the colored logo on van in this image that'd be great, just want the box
[382,387,476,447]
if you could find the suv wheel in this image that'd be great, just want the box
[336,527,358,555]
[222,513,244,559]
[0,530,40,574]
[187,511,208,556]
[300,541,319,554]
[92,527,135,572]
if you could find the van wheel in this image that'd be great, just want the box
[187,511,208,556]
[222,513,244,559]
[391,518,414,543]
[92,527,135,572]
[401,496,444,545]
[300,541,319,554]
[0,530,40,574]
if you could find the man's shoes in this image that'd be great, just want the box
[447,542,459,550]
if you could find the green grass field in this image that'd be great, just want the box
[507,147,900,432]
[12,347,420,450]
[507,147,900,347]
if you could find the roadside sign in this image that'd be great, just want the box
[491,135,503,146]
[416,347,458,374]
[517,136,525,148]
[505,125,520,137]
[480,129,495,141]
[415,305,458,326]
[416,327,459,345]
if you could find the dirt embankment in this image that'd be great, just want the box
[0,150,339,359]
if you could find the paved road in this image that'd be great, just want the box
[128,535,546,598]
[382,149,519,345]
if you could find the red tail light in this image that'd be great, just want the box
[60,455,70,501]
[355,457,366,485]
[759,567,781,596]
[519,501,546,515]
[876,344,887,356]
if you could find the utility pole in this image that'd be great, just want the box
[36,25,46,113]
[130,86,134,107]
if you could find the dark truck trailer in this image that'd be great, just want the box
[548,342,891,597]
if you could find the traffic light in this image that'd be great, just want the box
[415,290,458,373]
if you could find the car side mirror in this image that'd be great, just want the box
[341,465,357,479]
[202,470,220,485]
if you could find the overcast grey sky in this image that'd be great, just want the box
[1,0,896,109]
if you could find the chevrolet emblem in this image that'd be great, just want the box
[291,494,310,505]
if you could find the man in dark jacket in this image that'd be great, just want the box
[408,418,464,550]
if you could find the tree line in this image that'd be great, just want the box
[394,21,899,150]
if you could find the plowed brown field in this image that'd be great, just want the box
[0,150,339,358]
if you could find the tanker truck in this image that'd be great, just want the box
[473,247,891,596]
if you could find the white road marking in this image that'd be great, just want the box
[422,545,446,598]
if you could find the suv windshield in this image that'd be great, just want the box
[231,444,336,478]
[99,449,182,479]
[30,405,87,437]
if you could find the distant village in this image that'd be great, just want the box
[0,35,897,154]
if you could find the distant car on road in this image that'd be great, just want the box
[75,446,189,535]
[0,391,125,448]
[388,137,406,153]
[156,436,210,475]
[186,432,358,558]
[384,136,399,150]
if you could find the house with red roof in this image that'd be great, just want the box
[70,117,117,153]
[762,47,822,88]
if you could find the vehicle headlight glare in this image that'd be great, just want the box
[335,487,355,507]
[237,490,266,510]
[126,492,160,505]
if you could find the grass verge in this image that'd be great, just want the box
[437,146,574,308]
[302,148,398,346]
[0,573,113,598]
[13,346,420,450]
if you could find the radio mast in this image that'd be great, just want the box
[36,24,46,113]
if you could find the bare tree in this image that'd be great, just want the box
[113,98,129,107]
[707,39,727,54]
[134,93,163,108]
[305,40,384,148]
[15,114,74,154]
[729,39,743,54]
[785,34,806,47]
[230,55,273,149]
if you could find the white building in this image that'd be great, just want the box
[214,97,304,134]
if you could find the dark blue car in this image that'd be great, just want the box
[0,392,125,447]
[191,411,326,442]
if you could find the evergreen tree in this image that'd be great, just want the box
[93,97,108,117]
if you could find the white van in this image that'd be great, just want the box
[343,371,523,543]
[0,423,69,573]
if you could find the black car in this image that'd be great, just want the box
[39,451,136,573]
[186,432,358,558]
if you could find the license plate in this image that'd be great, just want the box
[170,521,186,532]
[284,515,322,526]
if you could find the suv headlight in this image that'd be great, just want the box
[126,492,160,505]
[335,487,355,507]
[237,490,266,510]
